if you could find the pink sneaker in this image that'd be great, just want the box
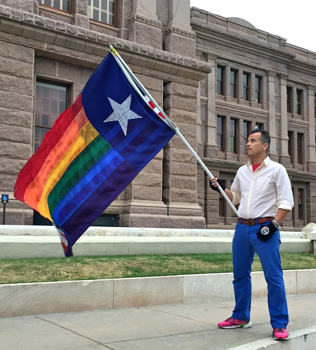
[273,328,289,341]
[218,317,252,329]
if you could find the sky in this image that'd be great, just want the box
[190,0,316,53]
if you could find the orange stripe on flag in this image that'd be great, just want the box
[37,122,99,220]
[24,108,89,213]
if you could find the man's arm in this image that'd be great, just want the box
[274,209,290,226]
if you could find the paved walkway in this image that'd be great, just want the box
[1,293,316,350]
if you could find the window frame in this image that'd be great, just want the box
[230,69,237,98]
[35,79,70,151]
[296,89,303,115]
[255,75,262,103]
[38,0,71,13]
[88,0,117,27]
[297,132,304,164]
[242,73,250,101]
[217,66,225,96]
[243,121,251,155]
[230,118,238,154]
[288,131,294,163]
[298,188,304,220]
[255,123,264,130]
[217,116,225,152]
[287,86,292,113]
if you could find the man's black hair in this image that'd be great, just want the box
[249,129,270,153]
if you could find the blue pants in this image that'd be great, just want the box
[231,221,289,329]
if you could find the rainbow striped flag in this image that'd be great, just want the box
[14,52,175,257]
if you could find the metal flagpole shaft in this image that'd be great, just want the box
[108,46,239,217]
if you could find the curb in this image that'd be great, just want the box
[1,269,316,318]
[228,325,316,349]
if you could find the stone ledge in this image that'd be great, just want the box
[0,269,315,318]
[0,235,311,259]
[0,5,212,75]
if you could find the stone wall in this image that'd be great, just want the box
[0,0,210,228]
[0,40,34,225]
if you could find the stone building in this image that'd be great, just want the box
[0,0,315,230]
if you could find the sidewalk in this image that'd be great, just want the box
[1,293,316,350]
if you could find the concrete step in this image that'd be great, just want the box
[0,225,308,238]
[0,235,312,259]
[1,269,316,318]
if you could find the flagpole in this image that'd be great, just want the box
[109,46,239,217]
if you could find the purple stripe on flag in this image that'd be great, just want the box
[63,160,139,242]
[52,148,124,227]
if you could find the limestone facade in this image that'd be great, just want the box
[0,0,315,230]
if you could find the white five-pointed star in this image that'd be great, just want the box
[104,95,142,136]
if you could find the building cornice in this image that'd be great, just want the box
[191,18,295,63]
[0,5,212,80]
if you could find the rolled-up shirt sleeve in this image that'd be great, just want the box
[275,166,294,211]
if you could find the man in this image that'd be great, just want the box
[210,129,294,341]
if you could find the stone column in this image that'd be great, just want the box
[74,0,89,28]
[165,0,196,58]
[0,41,34,224]
[306,86,316,172]
[119,74,167,227]
[279,74,291,167]
[205,54,217,159]
[267,71,278,161]
[129,0,162,49]
[163,82,205,228]
[262,74,268,110]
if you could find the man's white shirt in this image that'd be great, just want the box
[231,157,294,219]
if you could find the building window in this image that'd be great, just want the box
[217,116,225,151]
[217,66,225,95]
[242,73,250,100]
[288,131,294,163]
[255,76,262,103]
[298,189,304,220]
[35,81,68,151]
[230,69,237,98]
[88,0,116,26]
[296,89,303,115]
[297,133,304,164]
[38,0,69,11]
[287,87,292,113]
[255,123,264,130]
[243,121,251,154]
[314,94,316,118]
[230,119,237,153]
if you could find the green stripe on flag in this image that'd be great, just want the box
[48,135,112,216]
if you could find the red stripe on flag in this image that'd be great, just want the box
[14,95,83,202]
[158,112,165,119]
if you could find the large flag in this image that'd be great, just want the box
[14,50,176,257]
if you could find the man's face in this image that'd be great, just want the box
[246,132,268,159]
